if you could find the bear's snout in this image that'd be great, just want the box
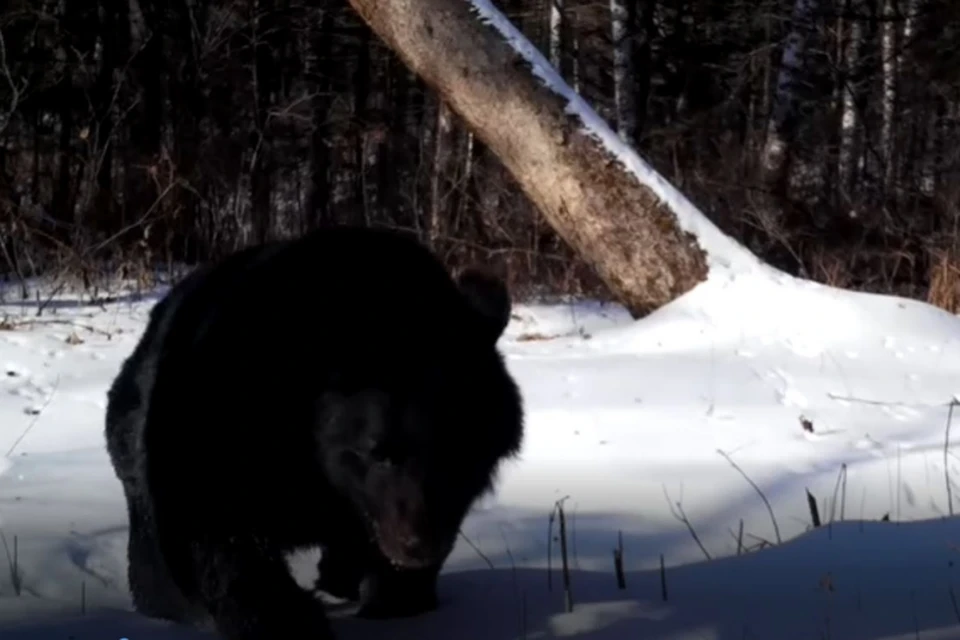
[368,470,446,568]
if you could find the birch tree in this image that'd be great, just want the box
[880,0,897,186]
[610,0,636,144]
[761,0,821,188]
[549,0,563,68]
[0,29,26,137]
[838,0,862,199]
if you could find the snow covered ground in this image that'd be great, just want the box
[0,261,959,639]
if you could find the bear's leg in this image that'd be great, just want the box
[355,558,441,620]
[125,491,197,623]
[315,545,365,602]
[188,536,333,640]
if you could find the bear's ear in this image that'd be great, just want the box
[456,268,512,341]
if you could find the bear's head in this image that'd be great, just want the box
[317,269,523,570]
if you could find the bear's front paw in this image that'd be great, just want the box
[315,569,362,602]
[355,570,439,619]
[314,547,365,602]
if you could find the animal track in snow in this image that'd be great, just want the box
[4,362,28,378]
[2,364,57,418]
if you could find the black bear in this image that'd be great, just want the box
[104,226,525,639]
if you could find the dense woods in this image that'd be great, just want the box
[0,0,958,307]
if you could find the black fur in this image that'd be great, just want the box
[104,227,525,639]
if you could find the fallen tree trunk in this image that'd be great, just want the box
[345,0,714,317]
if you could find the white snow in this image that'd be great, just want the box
[0,262,959,639]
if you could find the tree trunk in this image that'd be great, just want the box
[880,0,896,189]
[379,54,411,228]
[761,0,820,187]
[127,0,165,234]
[250,0,277,244]
[548,0,563,69]
[352,26,372,226]
[306,8,334,231]
[344,0,710,317]
[633,0,654,139]
[838,0,862,202]
[428,99,453,246]
[610,0,636,144]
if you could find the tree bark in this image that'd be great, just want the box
[880,0,896,188]
[548,0,563,69]
[761,0,820,188]
[306,8,334,231]
[344,0,709,317]
[352,26,372,226]
[250,0,278,244]
[838,0,862,201]
[610,0,636,144]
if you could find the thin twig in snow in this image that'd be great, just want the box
[717,448,782,544]
[897,444,902,523]
[612,530,625,589]
[458,530,494,569]
[498,524,518,589]
[828,393,957,408]
[806,489,821,527]
[829,463,848,524]
[0,531,21,596]
[660,553,668,601]
[946,401,956,517]
[734,519,744,555]
[6,375,60,458]
[662,485,711,560]
[547,506,555,591]
[2,317,115,339]
[555,497,573,612]
[571,501,580,570]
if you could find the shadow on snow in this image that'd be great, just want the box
[1,516,960,640]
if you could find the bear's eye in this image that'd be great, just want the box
[369,436,406,464]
